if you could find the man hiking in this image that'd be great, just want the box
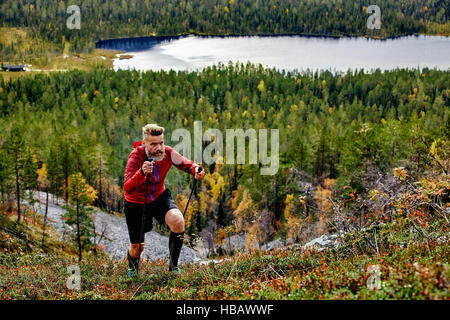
[123,123,205,276]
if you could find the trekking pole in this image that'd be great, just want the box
[137,158,153,275]
[183,167,203,217]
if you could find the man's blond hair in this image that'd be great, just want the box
[143,124,165,140]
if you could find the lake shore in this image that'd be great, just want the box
[104,34,450,73]
[96,31,450,48]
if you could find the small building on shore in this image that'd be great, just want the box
[1,64,25,72]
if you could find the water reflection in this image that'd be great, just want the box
[96,35,450,72]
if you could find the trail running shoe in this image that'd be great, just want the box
[127,268,138,277]
[169,266,179,272]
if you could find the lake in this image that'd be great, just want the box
[96,35,450,73]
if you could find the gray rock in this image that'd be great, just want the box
[261,238,285,251]
[218,233,247,252]
[303,234,339,251]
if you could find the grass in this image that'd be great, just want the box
[0,204,79,260]
[0,239,447,300]
[0,203,448,300]
[47,49,121,71]
[0,48,121,82]
[0,27,122,82]
[0,27,60,67]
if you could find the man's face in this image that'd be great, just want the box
[144,134,165,161]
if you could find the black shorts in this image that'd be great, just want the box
[124,189,179,244]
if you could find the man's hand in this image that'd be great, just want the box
[194,167,205,180]
[141,161,154,175]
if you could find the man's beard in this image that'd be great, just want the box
[146,148,165,162]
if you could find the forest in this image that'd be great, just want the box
[1,0,449,64]
[0,64,448,252]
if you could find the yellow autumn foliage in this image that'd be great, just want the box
[204,172,224,201]
[68,172,97,205]
[257,80,265,92]
[37,163,49,189]
[216,228,227,246]
[232,188,255,233]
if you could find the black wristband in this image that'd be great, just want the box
[141,165,145,175]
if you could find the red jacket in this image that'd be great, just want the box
[124,142,199,204]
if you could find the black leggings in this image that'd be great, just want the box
[124,189,178,243]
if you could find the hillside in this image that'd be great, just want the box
[0,220,447,300]
[0,153,448,299]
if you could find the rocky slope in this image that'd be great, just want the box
[24,191,345,266]
[26,191,202,263]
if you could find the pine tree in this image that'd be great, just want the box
[63,172,97,261]
[46,143,64,204]
[0,141,13,206]
[38,163,50,247]
[7,125,29,221]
